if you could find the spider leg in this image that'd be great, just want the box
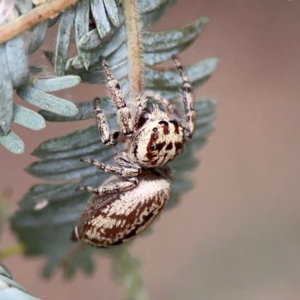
[171,55,195,138]
[79,158,140,178]
[76,156,140,195]
[143,91,179,117]
[133,94,147,130]
[76,179,136,196]
[113,152,141,170]
[100,57,133,138]
[94,97,120,145]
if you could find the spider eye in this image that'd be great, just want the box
[150,144,156,150]
[136,110,150,128]
[152,127,158,132]
[112,132,120,139]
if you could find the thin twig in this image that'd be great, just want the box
[0,0,78,45]
[123,0,143,94]
[0,243,25,260]
[110,245,151,300]
[0,188,12,244]
[59,242,86,270]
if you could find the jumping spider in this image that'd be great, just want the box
[71,55,195,247]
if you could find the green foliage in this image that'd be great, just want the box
[110,246,151,300]
[5,0,219,298]
[11,98,216,278]
[0,23,80,154]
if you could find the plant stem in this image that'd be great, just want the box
[123,0,143,94]
[0,0,79,44]
[110,245,151,300]
[0,188,11,243]
[59,242,86,270]
[0,243,25,260]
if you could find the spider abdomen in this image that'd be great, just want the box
[130,120,184,167]
[71,173,170,247]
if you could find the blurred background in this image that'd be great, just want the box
[1,0,300,299]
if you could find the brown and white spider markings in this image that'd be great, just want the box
[72,55,195,247]
[71,170,171,247]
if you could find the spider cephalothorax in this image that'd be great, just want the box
[72,55,195,247]
[129,106,185,167]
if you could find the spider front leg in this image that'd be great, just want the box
[143,91,179,117]
[132,94,147,130]
[75,154,141,195]
[172,55,195,138]
[79,157,140,178]
[94,97,120,146]
[76,179,136,196]
[100,57,133,138]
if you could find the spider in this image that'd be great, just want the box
[71,55,195,247]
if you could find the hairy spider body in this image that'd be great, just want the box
[129,109,184,167]
[71,171,170,247]
[72,55,194,247]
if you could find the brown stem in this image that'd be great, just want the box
[123,0,143,94]
[0,0,78,44]
[110,245,151,300]
[59,242,86,271]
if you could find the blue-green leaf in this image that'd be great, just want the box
[0,271,28,293]
[103,0,120,27]
[144,17,208,52]
[28,20,48,55]
[78,0,174,53]
[75,0,92,70]
[0,44,13,135]
[141,0,176,27]
[13,104,45,131]
[31,119,123,160]
[144,57,220,99]
[75,59,128,84]
[15,0,32,14]
[0,266,41,300]
[48,14,61,28]
[91,0,111,38]
[0,131,24,155]
[39,97,115,122]
[55,7,75,76]
[17,87,79,117]
[70,26,126,70]
[143,17,209,65]
[5,35,30,88]
[26,152,113,181]
[32,76,81,92]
